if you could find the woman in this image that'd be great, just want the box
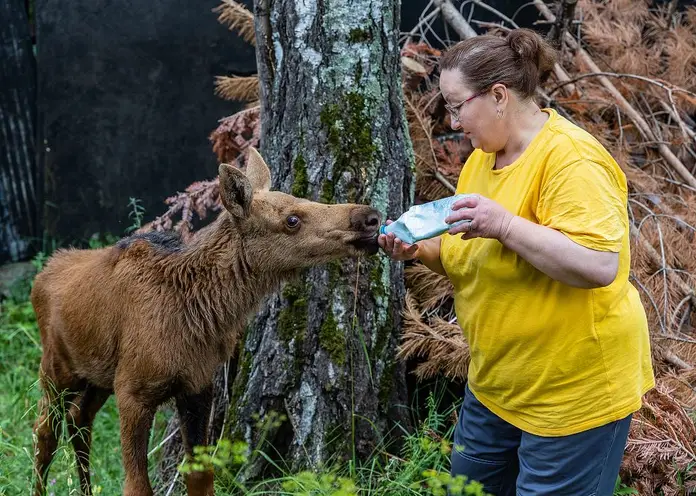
[379,28,654,496]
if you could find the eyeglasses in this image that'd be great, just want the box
[443,88,489,122]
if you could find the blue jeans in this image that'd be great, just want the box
[450,384,632,496]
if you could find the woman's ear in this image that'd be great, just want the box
[491,83,509,119]
[491,83,508,106]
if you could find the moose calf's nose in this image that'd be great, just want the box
[351,208,381,233]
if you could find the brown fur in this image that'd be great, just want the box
[30,148,381,496]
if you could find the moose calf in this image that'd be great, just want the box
[31,148,381,496]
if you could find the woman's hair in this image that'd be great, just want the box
[439,28,557,99]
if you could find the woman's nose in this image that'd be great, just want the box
[450,118,461,131]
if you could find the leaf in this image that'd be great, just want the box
[209,105,261,163]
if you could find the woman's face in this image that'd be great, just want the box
[439,69,507,153]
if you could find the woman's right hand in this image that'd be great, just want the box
[378,220,419,261]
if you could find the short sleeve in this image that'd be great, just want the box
[536,160,627,252]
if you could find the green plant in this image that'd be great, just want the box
[87,233,119,249]
[31,251,48,272]
[613,476,639,495]
[175,382,489,496]
[126,197,146,233]
[179,438,249,476]
[281,471,359,495]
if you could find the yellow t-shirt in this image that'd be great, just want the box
[440,108,655,437]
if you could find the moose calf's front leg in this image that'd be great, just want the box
[176,385,214,496]
[116,391,156,496]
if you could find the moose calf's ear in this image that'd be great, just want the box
[219,163,253,218]
[245,147,272,192]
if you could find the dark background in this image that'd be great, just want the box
[35,0,257,251]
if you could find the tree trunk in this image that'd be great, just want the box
[0,0,36,263]
[230,0,414,478]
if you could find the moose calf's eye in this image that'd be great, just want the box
[286,215,301,229]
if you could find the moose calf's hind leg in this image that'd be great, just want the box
[66,386,112,495]
[33,393,66,496]
[116,392,157,496]
[176,386,215,496]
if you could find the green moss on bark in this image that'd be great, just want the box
[374,311,392,356]
[327,260,342,288]
[227,347,253,440]
[369,260,386,301]
[319,91,378,203]
[320,179,335,204]
[348,28,372,43]
[292,153,309,198]
[278,282,309,343]
[319,308,346,366]
[378,358,396,406]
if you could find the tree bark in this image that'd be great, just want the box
[0,0,36,263]
[228,0,414,479]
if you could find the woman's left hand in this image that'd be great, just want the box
[444,194,515,241]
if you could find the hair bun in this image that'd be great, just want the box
[438,28,559,99]
[506,28,556,74]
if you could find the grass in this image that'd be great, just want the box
[179,387,486,496]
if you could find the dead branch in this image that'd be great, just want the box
[631,224,696,310]
[664,349,694,370]
[548,0,578,46]
[534,0,696,190]
[550,70,696,145]
[402,6,441,45]
[471,20,512,32]
[433,0,477,39]
[659,100,696,146]
[434,0,577,96]
[469,0,519,29]
[547,71,696,102]
[434,171,456,193]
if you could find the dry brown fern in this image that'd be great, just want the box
[433,137,473,180]
[214,75,260,102]
[397,291,468,381]
[213,0,256,45]
[623,381,696,495]
[209,105,261,164]
[578,0,696,111]
[404,263,453,314]
[141,178,221,241]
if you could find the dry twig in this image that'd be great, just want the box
[534,0,696,190]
